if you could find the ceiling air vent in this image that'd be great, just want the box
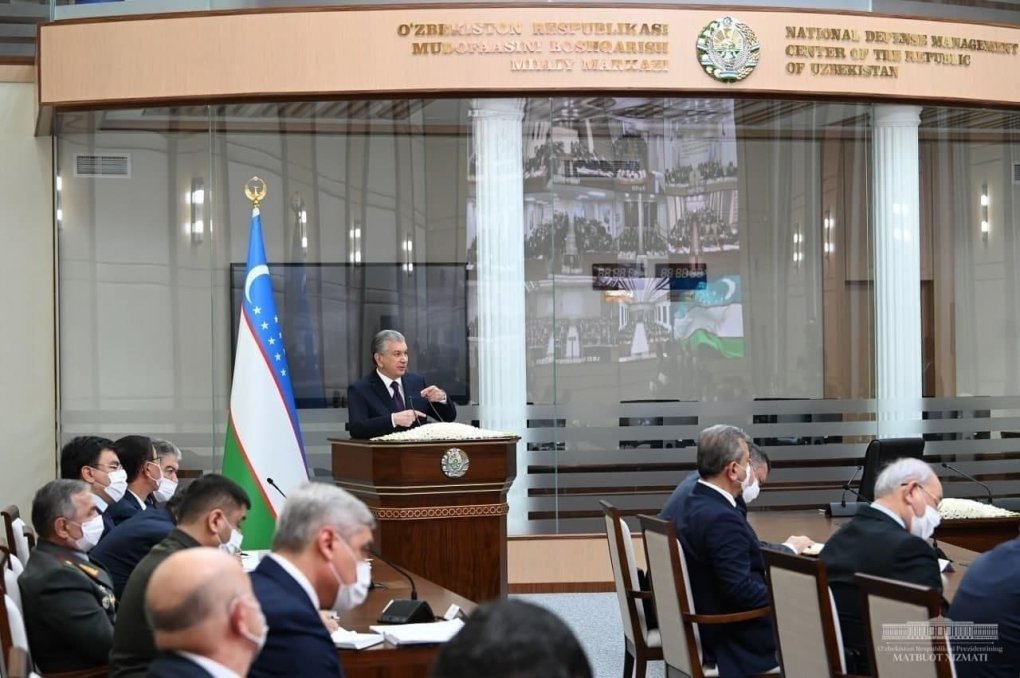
[74,153,131,178]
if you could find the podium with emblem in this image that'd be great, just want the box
[330,436,518,602]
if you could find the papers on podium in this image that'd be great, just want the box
[331,627,385,650]
[368,619,465,645]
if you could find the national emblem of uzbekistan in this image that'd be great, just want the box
[441,448,470,478]
[696,16,760,83]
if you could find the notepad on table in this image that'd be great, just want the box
[368,619,465,645]
[801,542,825,556]
[331,627,385,650]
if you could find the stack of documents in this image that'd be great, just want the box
[331,627,385,650]
[368,619,465,645]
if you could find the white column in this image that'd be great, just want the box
[873,105,923,435]
[471,98,528,532]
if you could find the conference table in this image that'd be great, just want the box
[336,560,476,678]
[748,510,981,601]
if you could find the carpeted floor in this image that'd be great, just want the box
[515,593,664,678]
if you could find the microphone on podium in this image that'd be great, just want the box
[941,462,994,504]
[266,477,288,500]
[370,549,435,625]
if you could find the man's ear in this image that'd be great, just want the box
[80,466,97,484]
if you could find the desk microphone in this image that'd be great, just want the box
[941,462,994,504]
[406,395,429,426]
[266,478,288,500]
[841,465,864,508]
[827,465,866,517]
[370,549,435,625]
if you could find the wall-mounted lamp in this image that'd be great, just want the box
[823,211,835,255]
[980,184,990,243]
[402,238,414,274]
[187,178,205,244]
[291,194,309,253]
[55,174,63,228]
[349,220,362,264]
[792,224,803,267]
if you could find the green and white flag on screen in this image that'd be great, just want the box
[222,206,309,548]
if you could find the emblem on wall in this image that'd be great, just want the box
[441,448,470,478]
[696,16,760,83]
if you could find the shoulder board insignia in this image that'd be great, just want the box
[76,562,102,579]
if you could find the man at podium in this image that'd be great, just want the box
[347,329,457,439]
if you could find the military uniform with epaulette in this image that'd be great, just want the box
[17,539,117,673]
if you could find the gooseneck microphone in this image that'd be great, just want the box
[266,478,288,499]
[941,462,994,504]
[409,393,447,424]
[841,465,864,508]
[371,549,435,624]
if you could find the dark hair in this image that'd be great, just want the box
[176,474,250,524]
[114,435,155,482]
[430,599,592,678]
[750,444,771,472]
[32,479,90,538]
[59,436,115,480]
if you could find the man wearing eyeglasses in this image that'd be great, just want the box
[60,436,127,540]
[821,457,946,675]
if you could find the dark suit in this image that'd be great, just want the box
[98,501,116,540]
[674,482,777,677]
[661,472,789,553]
[347,371,456,439]
[110,529,201,678]
[249,555,345,678]
[820,504,945,674]
[91,507,176,598]
[108,492,155,527]
[18,540,117,673]
[146,653,215,678]
[948,537,1020,678]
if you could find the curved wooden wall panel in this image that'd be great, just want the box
[38,5,1020,110]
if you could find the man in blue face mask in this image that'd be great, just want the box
[821,457,946,675]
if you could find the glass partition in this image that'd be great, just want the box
[56,97,1020,534]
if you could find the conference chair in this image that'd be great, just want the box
[7,645,30,678]
[0,592,28,678]
[855,573,955,678]
[0,547,20,617]
[762,550,866,678]
[639,515,779,678]
[600,501,663,678]
[0,508,32,566]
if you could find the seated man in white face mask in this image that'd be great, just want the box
[60,435,128,540]
[19,479,115,674]
[661,442,814,554]
[249,483,375,678]
[109,474,251,678]
[146,548,267,678]
[821,457,946,676]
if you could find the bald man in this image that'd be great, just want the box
[145,548,266,678]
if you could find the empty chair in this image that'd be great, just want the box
[600,501,662,678]
[639,515,777,678]
[0,592,29,678]
[762,549,863,678]
[855,573,955,678]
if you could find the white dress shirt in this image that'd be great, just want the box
[377,370,406,428]
[697,478,738,507]
[869,501,906,528]
[128,489,148,511]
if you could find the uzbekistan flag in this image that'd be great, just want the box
[222,206,309,548]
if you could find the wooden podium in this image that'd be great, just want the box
[934,516,1020,553]
[330,436,517,603]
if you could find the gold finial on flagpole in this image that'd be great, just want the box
[244,176,267,207]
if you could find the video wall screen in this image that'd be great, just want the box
[230,263,470,408]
